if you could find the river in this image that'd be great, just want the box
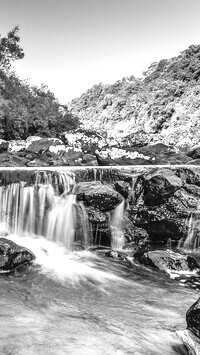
[0,234,198,355]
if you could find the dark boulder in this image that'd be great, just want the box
[0,140,9,153]
[143,169,182,206]
[187,298,200,339]
[115,180,131,199]
[0,238,35,273]
[85,206,111,246]
[73,181,123,212]
[135,249,199,272]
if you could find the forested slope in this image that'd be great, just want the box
[70,45,200,151]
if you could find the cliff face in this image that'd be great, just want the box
[69,45,200,151]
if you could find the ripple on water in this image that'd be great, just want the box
[0,233,198,354]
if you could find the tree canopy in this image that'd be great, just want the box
[0,27,79,140]
[0,26,24,69]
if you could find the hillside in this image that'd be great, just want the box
[69,45,200,151]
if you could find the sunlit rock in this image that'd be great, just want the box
[8,140,26,153]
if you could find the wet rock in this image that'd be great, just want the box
[186,298,200,339]
[105,250,124,260]
[135,249,199,272]
[143,169,182,206]
[124,222,149,245]
[0,238,35,273]
[176,329,200,355]
[85,206,111,245]
[115,181,131,199]
[73,181,123,212]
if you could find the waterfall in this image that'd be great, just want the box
[110,199,125,249]
[179,205,200,250]
[0,171,90,250]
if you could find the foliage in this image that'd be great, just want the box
[0,27,79,140]
[0,26,24,69]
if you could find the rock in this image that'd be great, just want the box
[187,146,200,160]
[0,152,28,167]
[63,128,106,154]
[26,138,64,154]
[73,181,123,212]
[115,181,131,199]
[0,238,35,273]
[26,159,49,167]
[8,140,26,153]
[121,130,149,148]
[81,154,98,166]
[187,298,200,339]
[25,136,42,148]
[135,249,199,272]
[124,222,149,244]
[176,329,200,355]
[95,147,152,166]
[0,139,9,153]
[85,206,111,245]
[143,169,182,206]
[105,250,124,260]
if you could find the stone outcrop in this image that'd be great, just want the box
[73,181,123,212]
[0,238,35,273]
[135,249,199,272]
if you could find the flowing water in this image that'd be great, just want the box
[0,169,199,354]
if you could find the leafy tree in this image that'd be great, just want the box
[0,26,24,69]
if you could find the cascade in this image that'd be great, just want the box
[179,205,200,250]
[0,170,90,250]
[110,199,125,249]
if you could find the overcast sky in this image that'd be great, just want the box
[0,0,200,103]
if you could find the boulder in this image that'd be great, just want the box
[0,238,35,273]
[26,138,64,154]
[0,139,9,153]
[135,249,199,272]
[85,206,111,245]
[176,329,200,355]
[8,140,26,153]
[187,298,200,339]
[25,136,42,148]
[143,169,182,206]
[115,180,131,199]
[73,181,123,212]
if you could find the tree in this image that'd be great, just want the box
[0,26,24,69]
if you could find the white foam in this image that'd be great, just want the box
[8,233,121,286]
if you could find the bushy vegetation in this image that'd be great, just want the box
[70,44,200,149]
[0,27,79,140]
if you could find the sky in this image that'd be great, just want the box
[0,0,200,103]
